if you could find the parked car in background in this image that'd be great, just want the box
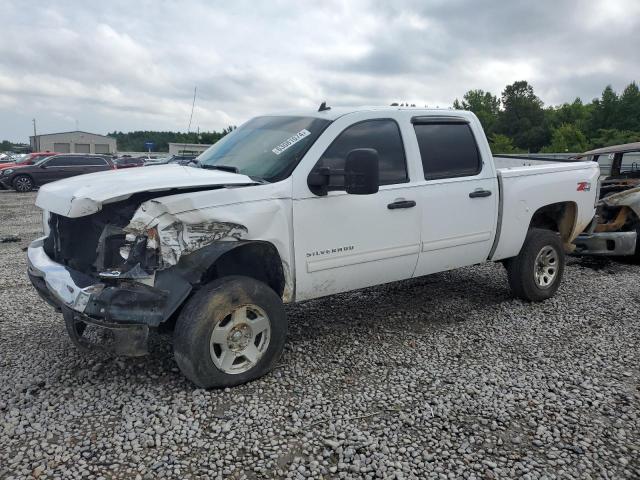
[0,151,59,171]
[0,154,115,192]
[114,156,146,169]
[168,154,198,166]
[143,156,173,166]
[573,142,640,259]
[143,155,197,166]
[9,153,29,163]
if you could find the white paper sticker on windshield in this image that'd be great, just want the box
[272,129,311,155]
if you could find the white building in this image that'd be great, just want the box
[168,142,212,156]
[30,131,117,154]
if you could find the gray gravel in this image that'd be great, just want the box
[1,189,639,479]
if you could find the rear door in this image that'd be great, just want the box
[411,116,499,276]
[79,156,111,173]
[292,112,422,301]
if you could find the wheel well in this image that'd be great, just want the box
[201,242,286,298]
[529,202,577,243]
[13,173,33,182]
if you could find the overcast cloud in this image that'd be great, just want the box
[0,0,639,141]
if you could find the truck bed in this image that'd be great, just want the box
[493,155,595,178]
[494,155,576,169]
[489,157,599,261]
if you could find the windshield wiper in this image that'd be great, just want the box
[199,164,239,173]
[199,163,269,184]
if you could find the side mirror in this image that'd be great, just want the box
[344,148,379,195]
[307,148,380,196]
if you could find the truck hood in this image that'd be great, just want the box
[36,165,256,218]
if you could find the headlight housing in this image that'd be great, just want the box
[2,169,13,175]
[98,226,160,281]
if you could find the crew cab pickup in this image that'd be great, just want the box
[27,107,599,388]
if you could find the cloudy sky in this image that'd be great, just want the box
[0,0,639,142]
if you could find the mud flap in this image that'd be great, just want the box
[62,307,149,357]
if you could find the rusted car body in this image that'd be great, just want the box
[573,142,640,258]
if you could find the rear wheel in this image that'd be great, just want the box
[13,175,34,192]
[173,276,287,388]
[505,228,565,302]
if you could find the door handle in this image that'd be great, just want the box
[469,189,492,198]
[387,200,416,209]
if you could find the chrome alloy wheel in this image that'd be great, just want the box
[14,176,33,192]
[209,304,271,374]
[534,245,558,288]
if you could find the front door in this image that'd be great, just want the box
[292,114,421,301]
[37,156,76,184]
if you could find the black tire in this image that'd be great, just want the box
[632,224,640,264]
[505,228,565,302]
[13,174,34,192]
[173,275,287,388]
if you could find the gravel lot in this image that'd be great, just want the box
[0,189,639,479]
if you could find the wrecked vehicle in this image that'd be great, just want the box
[27,107,599,388]
[573,142,640,259]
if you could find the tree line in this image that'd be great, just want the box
[106,127,236,152]
[453,80,640,154]
[2,81,638,155]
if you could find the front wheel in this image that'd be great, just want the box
[505,228,565,302]
[173,276,287,388]
[13,175,34,192]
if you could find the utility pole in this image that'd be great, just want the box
[32,118,38,151]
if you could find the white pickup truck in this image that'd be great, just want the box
[27,107,599,388]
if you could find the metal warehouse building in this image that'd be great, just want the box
[29,131,117,154]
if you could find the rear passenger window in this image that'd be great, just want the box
[316,119,408,185]
[47,157,73,167]
[81,157,108,166]
[413,123,481,180]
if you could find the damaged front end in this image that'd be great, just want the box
[573,185,640,256]
[28,193,250,355]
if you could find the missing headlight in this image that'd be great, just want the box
[97,227,159,276]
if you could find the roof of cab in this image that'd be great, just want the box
[264,106,473,121]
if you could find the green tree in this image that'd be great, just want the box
[590,129,640,148]
[541,124,589,153]
[107,128,234,152]
[546,98,591,133]
[495,81,549,152]
[0,140,12,152]
[589,85,619,135]
[489,134,522,154]
[453,89,500,135]
[616,82,640,131]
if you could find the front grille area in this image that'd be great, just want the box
[44,213,108,273]
[42,192,165,276]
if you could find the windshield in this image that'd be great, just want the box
[34,156,54,166]
[197,116,331,182]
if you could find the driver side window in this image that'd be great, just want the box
[315,119,408,186]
